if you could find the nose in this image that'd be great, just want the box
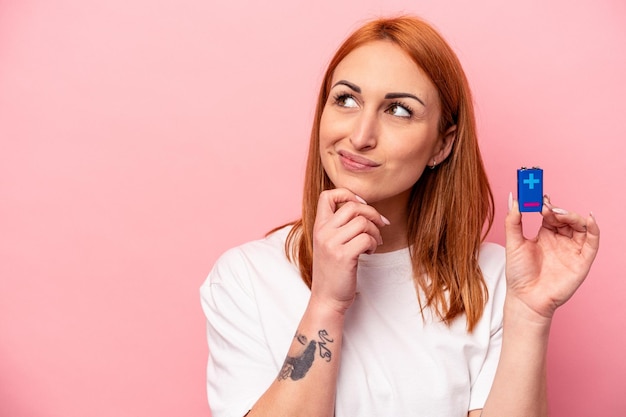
[349,109,378,150]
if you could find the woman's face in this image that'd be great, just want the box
[319,40,454,211]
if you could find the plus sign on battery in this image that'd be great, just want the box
[523,173,540,189]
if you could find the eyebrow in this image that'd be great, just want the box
[331,80,426,107]
[332,80,361,93]
[384,92,425,107]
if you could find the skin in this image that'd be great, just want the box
[319,40,455,253]
[246,40,600,417]
[477,195,599,417]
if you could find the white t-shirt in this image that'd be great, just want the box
[201,226,506,417]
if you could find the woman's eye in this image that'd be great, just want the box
[387,104,412,118]
[335,94,358,108]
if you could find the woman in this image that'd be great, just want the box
[201,15,599,417]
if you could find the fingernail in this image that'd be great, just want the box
[543,195,553,209]
[508,192,513,212]
[355,195,367,204]
[380,215,391,225]
[552,207,568,215]
[590,211,595,219]
[378,238,384,246]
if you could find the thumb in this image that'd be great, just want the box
[505,192,525,249]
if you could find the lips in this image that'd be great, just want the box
[337,150,380,171]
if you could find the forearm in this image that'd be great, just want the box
[247,298,344,417]
[481,295,551,417]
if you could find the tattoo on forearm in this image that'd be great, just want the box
[296,332,308,345]
[277,329,335,381]
[318,330,333,362]
[278,339,316,381]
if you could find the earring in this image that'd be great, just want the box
[429,159,437,169]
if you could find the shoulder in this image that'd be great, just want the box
[208,225,292,278]
[202,225,298,297]
[201,224,308,356]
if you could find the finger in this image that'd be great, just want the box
[541,203,588,241]
[332,201,389,229]
[316,188,366,222]
[581,212,600,261]
[316,189,389,228]
[339,215,384,246]
[505,192,525,249]
[344,232,379,256]
[539,195,559,233]
[318,213,382,248]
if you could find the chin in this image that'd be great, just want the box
[328,180,367,200]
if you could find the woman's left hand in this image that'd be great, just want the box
[504,194,600,320]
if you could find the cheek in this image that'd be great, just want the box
[318,115,333,171]
[318,111,335,148]
[391,137,434,165]
[319,106,354,148]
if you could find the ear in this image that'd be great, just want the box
[431,124,456,164]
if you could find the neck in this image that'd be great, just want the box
[371,192,410,253]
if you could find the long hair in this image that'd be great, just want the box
[283,15,494,332]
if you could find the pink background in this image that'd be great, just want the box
[1,0,624,416]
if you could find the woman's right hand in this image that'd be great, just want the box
[310,188,389,315]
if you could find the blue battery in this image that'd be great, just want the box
[517,167,543,212]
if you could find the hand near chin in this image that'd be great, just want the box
[504,194,600,321]
[310,188,389,315]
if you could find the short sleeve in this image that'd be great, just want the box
[200,248,277,417]
[469,243,507,410]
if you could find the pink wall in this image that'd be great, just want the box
[1,0,624,416]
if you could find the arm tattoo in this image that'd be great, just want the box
[317,330,334,362]
[278,340,316,381]
[277,329,335,381]
[295,332,308,345]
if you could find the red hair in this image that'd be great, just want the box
[283,15,494,332]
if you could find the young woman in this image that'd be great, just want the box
[201,15,599,417]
